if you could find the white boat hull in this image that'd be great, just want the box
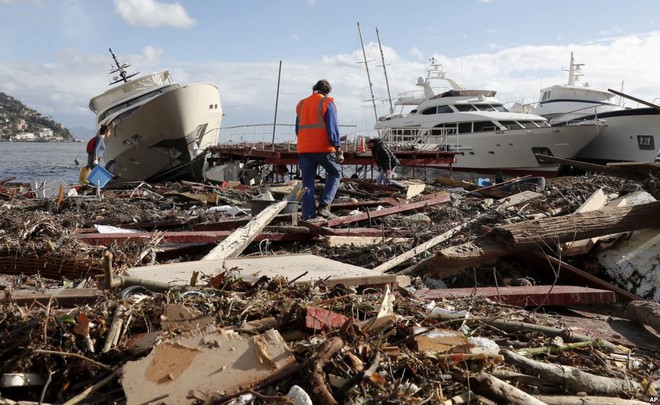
[103,84,222,181]
[382,124,603,175]
[571,109,660,163]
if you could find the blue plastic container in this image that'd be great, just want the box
[87,165,113,188]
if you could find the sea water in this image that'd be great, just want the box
[0,142,86,185]
[0,142,475,187]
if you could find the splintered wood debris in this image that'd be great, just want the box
[0,169,659,404]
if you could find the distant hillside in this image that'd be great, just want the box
[0,92,75,142]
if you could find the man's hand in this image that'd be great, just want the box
[334,149,344,164]
[385,169,392,179]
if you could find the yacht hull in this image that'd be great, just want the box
[382,124,603,175]
[102,84,222,181]
[570,109,660,163]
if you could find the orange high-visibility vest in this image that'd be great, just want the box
[296,93,335,153]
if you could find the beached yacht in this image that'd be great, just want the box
[529,52,660,164]
[88,49,223,182]
[374,58,604,175]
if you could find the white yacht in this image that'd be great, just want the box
[529,52,660,164]
[88,49,223,182]
[374,58,605,175]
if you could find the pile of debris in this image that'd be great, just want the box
[0,165,659,404]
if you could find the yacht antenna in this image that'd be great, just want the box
[564,51,584,86]
[357,22,379,123]
[376,27,394,116]
[108,48,139,85]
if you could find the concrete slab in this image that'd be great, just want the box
[126,254,408,288]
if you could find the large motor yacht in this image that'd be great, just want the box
[88,49,223,182]
[529,52,660,164]
[374,58,605,175]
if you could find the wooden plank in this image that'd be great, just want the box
[560,188,607,256]
[76,230,311,245]
[202,201,288,260]
[495,190,543,212]
[0,288,105,307]
[321,235,411,248]
[125,254,407,288]
[374,218,478,273]
[323,192,450,227]
[414,285,616,307]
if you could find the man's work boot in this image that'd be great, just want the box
[317,205,337,219]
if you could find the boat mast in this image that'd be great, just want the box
[108,48,139,85]
[565,52,583,86]
[357,22,379,123]
[376,27,394,116]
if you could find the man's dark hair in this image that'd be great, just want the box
[313,79,332,95]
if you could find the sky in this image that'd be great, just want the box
[2,0,660,140]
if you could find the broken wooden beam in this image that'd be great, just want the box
[415,285,616,307]
[374,219,478,273]
[0,288,105,307]
[324,191,450,227]
[518,251,643,302]
[76,230,312,245]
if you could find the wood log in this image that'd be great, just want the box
[426,200,660,278]
[468,372,548,405]
[489,200,660,247]
[502,349,642,395]
[626,300,660,333]
[535,396,649,405]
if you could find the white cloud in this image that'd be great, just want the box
[114,0,195,29]
[5,31,660,135]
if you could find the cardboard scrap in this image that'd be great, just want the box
[121,328,296,404]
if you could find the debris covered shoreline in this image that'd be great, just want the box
[0,164,659,404]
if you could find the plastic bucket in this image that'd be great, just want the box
[87,165,113,188]
[79,166,91,184]
[250,200,299,216]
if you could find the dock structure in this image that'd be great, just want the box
[207,142,459,180]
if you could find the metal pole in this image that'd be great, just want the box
[271,60,282,150]
[376,27,394,116]
[357,22,379,123]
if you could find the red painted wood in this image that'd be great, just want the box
[305,307,351,331]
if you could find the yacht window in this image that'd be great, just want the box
[421,107,437,115]
[476,104,496,112]
[491,104,508,112]
[541,91,551,101]
[473,121,497,132]
[519,121,542,128]
[432,124,457,135]
[498,121,523,130]
[454,105,478,112]
[458,122,472,133]
[436,105,453,114]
